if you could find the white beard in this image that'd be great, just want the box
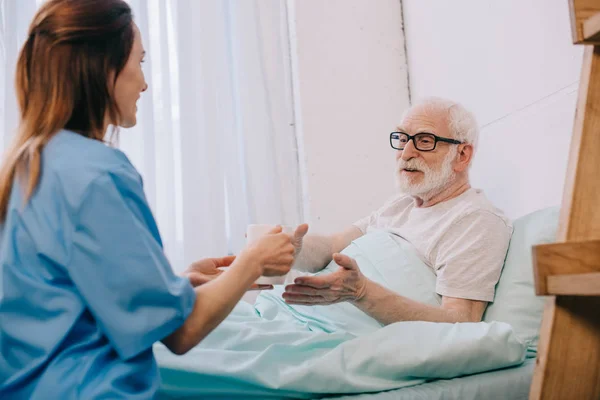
[395,148,457,200]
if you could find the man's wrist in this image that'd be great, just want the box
[352,277,372,304]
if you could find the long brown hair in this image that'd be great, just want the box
[0,0,134,222]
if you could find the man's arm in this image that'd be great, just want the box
[353,279,487,324]
[292,226,363,273]
[355,210,510,324]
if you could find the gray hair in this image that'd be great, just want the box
[401,97,479,151]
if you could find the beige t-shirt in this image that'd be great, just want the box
[354,188,512,302]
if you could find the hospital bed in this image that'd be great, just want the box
[156,206,556,400]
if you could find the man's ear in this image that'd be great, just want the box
[454,144,473,172]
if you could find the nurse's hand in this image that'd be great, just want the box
[182,256,236,286]
[244,225,302,277]
[184,256,275,290]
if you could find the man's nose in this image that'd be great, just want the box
[400,139,420,161]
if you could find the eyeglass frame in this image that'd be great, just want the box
[389,131,464,152]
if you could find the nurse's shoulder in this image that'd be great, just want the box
[41,130,142,207]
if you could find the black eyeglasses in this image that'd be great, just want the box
[390,132,463,152]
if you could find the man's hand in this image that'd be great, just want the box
[183,256,273,290]
[282,253,368,305]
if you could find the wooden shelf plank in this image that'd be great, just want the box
[533,239,600,295]
[547,273,600,295]
[583,12,600,42]
[530,297,600,399]
[570,0,600,43]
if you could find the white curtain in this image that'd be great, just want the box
[0,0,304,272]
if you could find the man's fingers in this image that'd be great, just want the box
[293,276,331,289]
[333,253,358,270]
[284,284,322,296]
[282,293,322,304]
[284,301,314,305]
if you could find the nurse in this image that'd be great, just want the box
[0,0,307,398]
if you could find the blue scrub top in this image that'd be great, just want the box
[0,130,196,399]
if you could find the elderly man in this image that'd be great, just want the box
[283,97,512,324]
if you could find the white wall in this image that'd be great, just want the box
[403,0,583,219]
[289,0,410,233]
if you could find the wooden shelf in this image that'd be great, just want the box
[532,3,600,398]
[570,0,600,43]
[547,272,600,295]
[583,12,600,42]
[533,240,600,295]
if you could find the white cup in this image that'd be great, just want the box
[246,224,294,285]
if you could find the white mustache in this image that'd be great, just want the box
[396,158,430,173]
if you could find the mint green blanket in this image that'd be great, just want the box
[155,231,526,398]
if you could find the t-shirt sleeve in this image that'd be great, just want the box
[67,168,196,360]
[434,211,512,302]
[353,211,377,234]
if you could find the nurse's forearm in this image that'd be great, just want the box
[294,226,363,273]
[162,255,261,355]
